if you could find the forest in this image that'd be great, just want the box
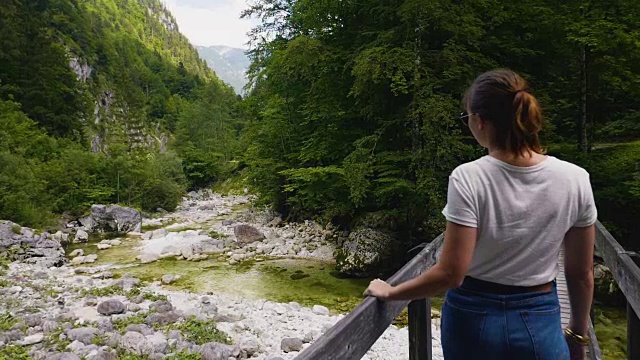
[0,0,639,255]
[0,0,242,227]
[239,0,640,251]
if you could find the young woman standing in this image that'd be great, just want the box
[364,69,595,360]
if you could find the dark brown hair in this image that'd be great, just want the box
[463,69,544,156]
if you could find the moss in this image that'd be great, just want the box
[594,305,627,360]
[65,237,139,266]
[10,224,21,234]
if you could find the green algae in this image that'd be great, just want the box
[65,236,140,266]
[65,235,444,322]
[108,257,370,313]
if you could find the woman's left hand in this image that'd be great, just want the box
[363,279,394,300]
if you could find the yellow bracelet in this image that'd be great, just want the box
[564,327,590,345]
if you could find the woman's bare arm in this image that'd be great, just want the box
[364,221,477,301]
[563,225,595,335]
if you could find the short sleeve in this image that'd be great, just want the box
[574,173,597,227]
[442,172,478,228]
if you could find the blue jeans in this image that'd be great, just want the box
[441,283,570,360]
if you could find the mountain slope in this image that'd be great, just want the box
[0,0,240,226]
[197,46,251,94]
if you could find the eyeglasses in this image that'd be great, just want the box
[459,112,478,126]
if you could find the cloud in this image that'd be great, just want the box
[162,0,257,49]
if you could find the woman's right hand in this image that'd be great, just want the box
[567,340,587,360]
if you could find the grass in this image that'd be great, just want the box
[0,278,15,288]
[167,226,200,233]
[0,345,31,360]
[208,230,227,239]
[45,326,72,352]
[79,284,166,302]
[113,312,149,332]
[165,317,231,345]
[0,312,18,331]
[113,313,230,346]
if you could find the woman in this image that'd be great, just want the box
[364,69,595,360]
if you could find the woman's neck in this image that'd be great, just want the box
[488,148,546,167]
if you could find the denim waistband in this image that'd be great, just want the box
[460,276,555,295]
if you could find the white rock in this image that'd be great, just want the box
[312,305,329,316]
[76,229,89,242]
[20,333,44,345]
[140,253,160,264]
[151,228,168,239]
[97,244,111,250]
[69,249,84,258]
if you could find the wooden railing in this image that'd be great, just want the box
[295,221,640,360]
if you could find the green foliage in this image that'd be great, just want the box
[0,312,17,331]
[0,0,243,228]
[208,230,227,239]
[548,142,640,250]
[166,317,231,345]
[242,0,640,249]
[142,292,168,302]
[0,345,31,360]
[112,313,149,333]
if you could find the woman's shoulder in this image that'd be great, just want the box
[450,156,492,177]
[545,156,591,178]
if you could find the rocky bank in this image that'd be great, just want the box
[0,191,444,360]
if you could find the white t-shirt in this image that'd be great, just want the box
[442,155,597,286]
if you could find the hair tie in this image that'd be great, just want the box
[515,89,528,96]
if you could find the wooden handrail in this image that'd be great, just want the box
[594,221,640,360]
[297,220,640,360]
[294,234,444,360]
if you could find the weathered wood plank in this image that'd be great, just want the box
[295,234,444,360]
[557,251,572,328]
[559,249,602,360]
[594,221,640,319]
[408,298,431,360]
[587,316,603,360]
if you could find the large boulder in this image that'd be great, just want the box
[0,221,66,267]
[334,227,398,277]
[80,205,142,234]
[233,224,265,244]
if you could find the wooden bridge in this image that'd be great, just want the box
[295,221,640,360]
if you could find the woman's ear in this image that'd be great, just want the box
[476,115,486,130]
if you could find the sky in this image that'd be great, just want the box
[162,0,257,49]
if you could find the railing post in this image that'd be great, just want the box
[627,301,640,360]
[408,298,432,360]
[630,254,640,360]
